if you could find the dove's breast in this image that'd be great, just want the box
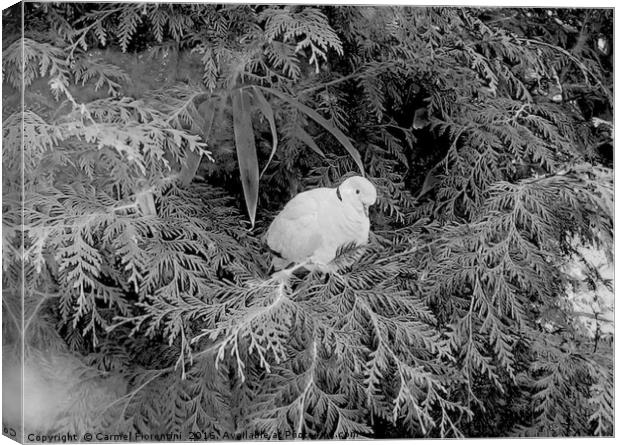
[311,202,370,264]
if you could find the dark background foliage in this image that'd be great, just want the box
[2,3,613,439]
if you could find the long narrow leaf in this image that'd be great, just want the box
[295,125,326,158]
[258,86,365,175]
[250,86,279,179]
[179,97,217,186]
[231,89,259,228]
[196,96,217,140]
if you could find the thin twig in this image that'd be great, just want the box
[2,298,21,333]
[298,71,361,95]
[23,290,60,334]
[298,65,383,95]
[296,338,317,437]
[484,14,518,25]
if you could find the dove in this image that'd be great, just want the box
[266,176,377,273]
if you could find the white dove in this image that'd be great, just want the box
[266,176,377,275]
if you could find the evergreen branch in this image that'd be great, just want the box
[518,38,613,105]
[68,6,125,56]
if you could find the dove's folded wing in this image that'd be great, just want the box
[266,191,325,266]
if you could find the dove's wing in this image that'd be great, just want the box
[266,189,327,265]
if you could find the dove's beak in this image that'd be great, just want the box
[363,204,369,217]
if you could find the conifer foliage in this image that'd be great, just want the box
[2,3,613,439]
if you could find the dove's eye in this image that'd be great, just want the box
[356,189,360,194]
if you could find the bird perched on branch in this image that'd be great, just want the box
[266,175,377,275]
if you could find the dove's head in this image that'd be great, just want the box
[339,176,377,217]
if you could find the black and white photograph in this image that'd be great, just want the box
[1,1,615,442]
